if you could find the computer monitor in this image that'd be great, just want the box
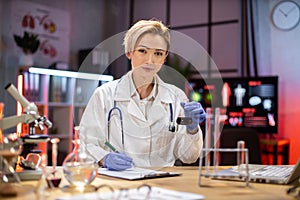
[188,76,278,134]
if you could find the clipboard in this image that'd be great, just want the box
[98,167,181,180]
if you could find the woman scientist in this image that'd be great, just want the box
[79,19,206,171]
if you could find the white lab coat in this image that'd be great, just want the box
[79,71,203,167]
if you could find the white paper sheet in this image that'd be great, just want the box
[98,167,181,180]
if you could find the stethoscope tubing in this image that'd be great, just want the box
[106,78,178,151]
[107,100,175,151]
[107,101,125,149]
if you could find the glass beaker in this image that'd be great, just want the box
[0,102,3,136]
[62,126,98,189]
[0,102,4,173]
[0,133,22,196]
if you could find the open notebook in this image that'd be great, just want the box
[214,159,300,184]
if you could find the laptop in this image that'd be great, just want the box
[213,159,300,184]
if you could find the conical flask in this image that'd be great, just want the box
[62,126,98,188]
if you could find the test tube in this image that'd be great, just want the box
[204,107,212,170]
[50,138,60,172]
[237,140,245,166]
[213,108,220,169]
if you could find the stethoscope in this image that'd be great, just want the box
[107,99,176,150]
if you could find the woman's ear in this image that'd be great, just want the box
[126,52,131,60]
[164,51,169,62]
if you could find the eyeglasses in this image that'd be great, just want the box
[133,47,168,61]
[95,184,152,200]
[58,183,203,199]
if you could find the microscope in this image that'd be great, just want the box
[0,83,52,178]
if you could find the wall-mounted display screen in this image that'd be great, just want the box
[188,76,278,134]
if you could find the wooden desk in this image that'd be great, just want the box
[0,167,295,200]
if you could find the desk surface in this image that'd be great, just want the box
[0,166,296,200]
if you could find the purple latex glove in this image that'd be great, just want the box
[104,152,133,171]
[180,102,206,132]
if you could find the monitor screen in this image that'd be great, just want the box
[188,76,278,134]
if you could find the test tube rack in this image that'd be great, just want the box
[198,107,250,187]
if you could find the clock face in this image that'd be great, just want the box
[272,1,300,30]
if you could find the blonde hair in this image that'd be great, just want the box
[123,19,170,54]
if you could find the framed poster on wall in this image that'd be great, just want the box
[10,0,70,67]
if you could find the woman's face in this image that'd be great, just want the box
[127,33,168,78]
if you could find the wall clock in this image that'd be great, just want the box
[271,0,300,31]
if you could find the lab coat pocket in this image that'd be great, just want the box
[155,130,175,153]
[153,130,176,165]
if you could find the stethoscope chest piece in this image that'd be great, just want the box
[168,121,176,132]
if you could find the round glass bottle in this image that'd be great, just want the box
[62,126,98,188]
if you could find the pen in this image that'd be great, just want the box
[105,141,119,153]
[105,141,136,167]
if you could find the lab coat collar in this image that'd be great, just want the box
[114,70,173,104]
[114,71,172,124]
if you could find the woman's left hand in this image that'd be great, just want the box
[180,102,206,132]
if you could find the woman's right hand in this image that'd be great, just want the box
[104,152,133,171]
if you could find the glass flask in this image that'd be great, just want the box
[62,126,98,188]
